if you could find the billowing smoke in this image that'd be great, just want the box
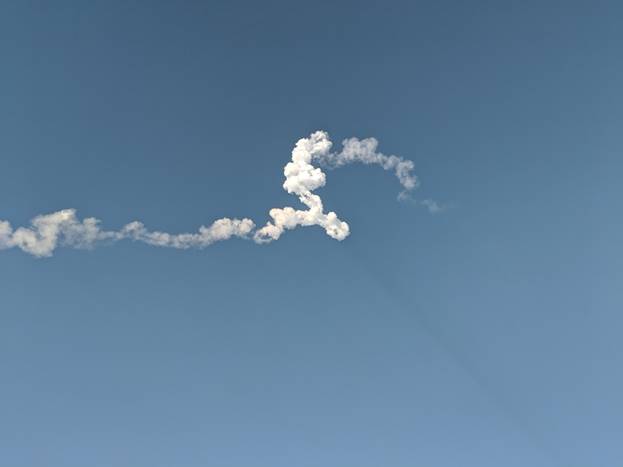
[1,131,429,257]
[254,130,419,243]
[254,131,350,243]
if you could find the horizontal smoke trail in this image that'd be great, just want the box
[0,210,255,257]
[0,131,432,257]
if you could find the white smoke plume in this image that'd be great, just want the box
[1,131,430,257]
[315,133,418,195]
[0,209,254,258]
[253,131,350,243]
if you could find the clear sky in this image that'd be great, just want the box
[1,1,622,466]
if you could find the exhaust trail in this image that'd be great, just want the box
[1,131,436,257]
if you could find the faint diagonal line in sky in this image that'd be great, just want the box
[341,240,568,467]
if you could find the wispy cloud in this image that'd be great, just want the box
[420,199,445,214]
[0,131,439,257]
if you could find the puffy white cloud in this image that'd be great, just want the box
[0,130,434,257]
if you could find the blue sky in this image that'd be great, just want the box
[1,1,622,466]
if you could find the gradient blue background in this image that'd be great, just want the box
[1,1,622,466]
